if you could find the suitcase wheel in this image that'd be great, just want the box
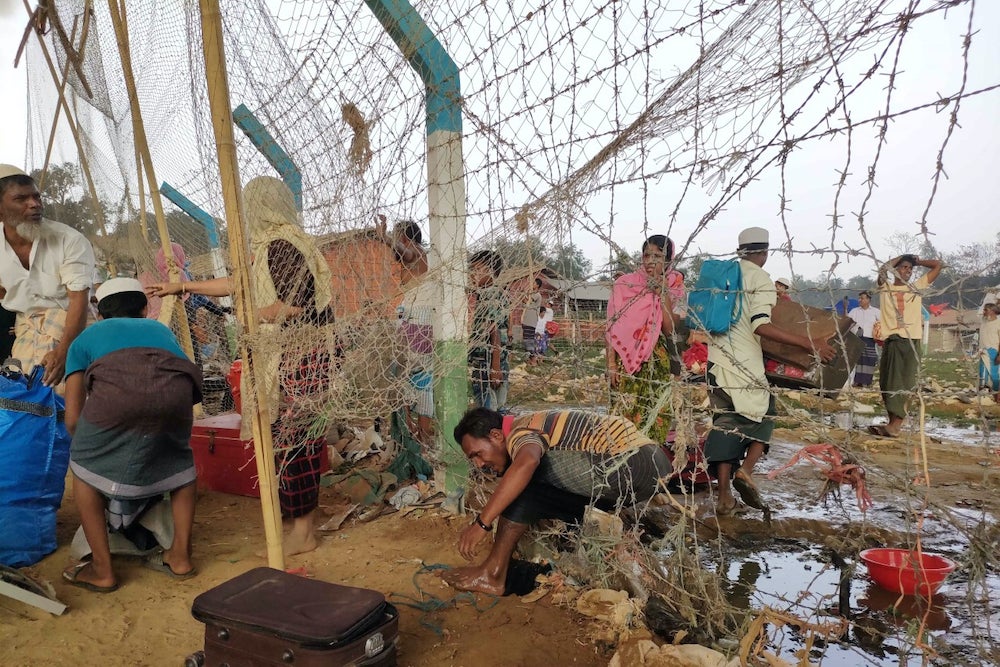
[183,651,205,667]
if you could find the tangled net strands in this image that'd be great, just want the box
[20,0,999,662]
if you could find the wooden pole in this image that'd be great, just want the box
[23,0,108,239]
[38,16,81,188]
[198,0,285,569]
[107,0,196,365]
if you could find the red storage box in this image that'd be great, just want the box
[191,413,260,498]
[191,413,332,499]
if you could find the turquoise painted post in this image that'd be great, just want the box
[159,182,230,289]
[232,104,303,211]
[365,0,469,495]
[160,181,219,247]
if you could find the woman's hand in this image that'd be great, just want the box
[607,367,619,388]
[258,300,302,324]
[375,213,389,242]
[146,282,182,297]
[489,366,504,389]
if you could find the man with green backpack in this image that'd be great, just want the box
[691,227,835,516]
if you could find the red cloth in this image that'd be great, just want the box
[682,342,708,370]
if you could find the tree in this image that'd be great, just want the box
[29,162,107,238]
[547,243,592,281]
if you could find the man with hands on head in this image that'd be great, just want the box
[870,253,943,438]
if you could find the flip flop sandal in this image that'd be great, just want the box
[732,470,769,511]
[143,551,197,580]
[62,562,119,594]
[866,425,896,438]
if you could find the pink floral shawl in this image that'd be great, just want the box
[606,271,664,374]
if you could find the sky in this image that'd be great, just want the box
[1,0,998,282]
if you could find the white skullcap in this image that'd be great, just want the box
[737,226,769,248]
[0,164,27,180]
[95,277,145,303]
[775,277,792,288]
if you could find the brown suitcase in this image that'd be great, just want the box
[189,567,398,666]
[762,300,863,395]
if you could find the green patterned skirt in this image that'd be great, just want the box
[611,336,675,443]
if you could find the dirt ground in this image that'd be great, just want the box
[1,420,997,667]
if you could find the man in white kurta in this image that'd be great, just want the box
[0,165,94,387]
[704,227,835,516]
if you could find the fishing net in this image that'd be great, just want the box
[19,0,999,662]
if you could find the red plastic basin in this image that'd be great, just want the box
[859,548,956,596]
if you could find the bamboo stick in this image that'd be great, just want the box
[107,0,197,366]
[39,16,80,189]
[22,0,108,240]
[198,0,285,570]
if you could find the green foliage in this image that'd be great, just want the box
[492,233,592,280]
[30,163,107,238]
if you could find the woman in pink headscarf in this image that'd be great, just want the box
[605,235,683,442]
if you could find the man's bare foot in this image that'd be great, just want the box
[441,565,505,596]
[283,531,319,557]
[715,497,737,516]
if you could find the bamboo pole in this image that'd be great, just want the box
[198,0,285,570]
[107,0,197,365]
[23,0,108,240]
[39,16,80,188]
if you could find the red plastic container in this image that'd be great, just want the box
[226,359,242,415]
[859,548,956,596]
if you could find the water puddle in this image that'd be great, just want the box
[715,540,998,666]
[830,412,1000,447]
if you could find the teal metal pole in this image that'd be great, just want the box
[365,0,469,495]
[232,103,303,211]
[160,181,219,248]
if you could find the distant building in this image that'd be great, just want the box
[928,308,980,353]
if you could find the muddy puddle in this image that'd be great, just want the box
[830,411,1000,447]
[711,537,1000,666]
[664,438,1000,666]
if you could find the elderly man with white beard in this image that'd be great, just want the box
[0,164,95,387]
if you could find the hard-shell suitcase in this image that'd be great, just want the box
[189,567,398,666]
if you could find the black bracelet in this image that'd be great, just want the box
[474,515,493,531]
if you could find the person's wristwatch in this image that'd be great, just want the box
[474,515,493,531]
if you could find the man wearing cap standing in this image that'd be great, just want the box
[703,227,835,516]
[774,277,793,302]
[0,164,95,386]
[62,278,202,592]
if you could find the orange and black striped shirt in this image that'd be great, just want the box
[505,410,656,461]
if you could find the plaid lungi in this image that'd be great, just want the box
[12,307,67,374]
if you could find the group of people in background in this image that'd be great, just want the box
[8,155,1000,599]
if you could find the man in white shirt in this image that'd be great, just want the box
[704,227,835,516]
[847,290,880,387]
[0,165,95,386]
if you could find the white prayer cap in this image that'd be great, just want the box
[775,277,792,289]
[95,277,145,303]
[0,164,27,180]
[737,226,769,249]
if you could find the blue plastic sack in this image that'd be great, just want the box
[0,364,72,567]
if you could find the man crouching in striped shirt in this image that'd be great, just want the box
[443,407,672,596]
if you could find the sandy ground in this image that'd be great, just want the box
[1,425,997,667]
